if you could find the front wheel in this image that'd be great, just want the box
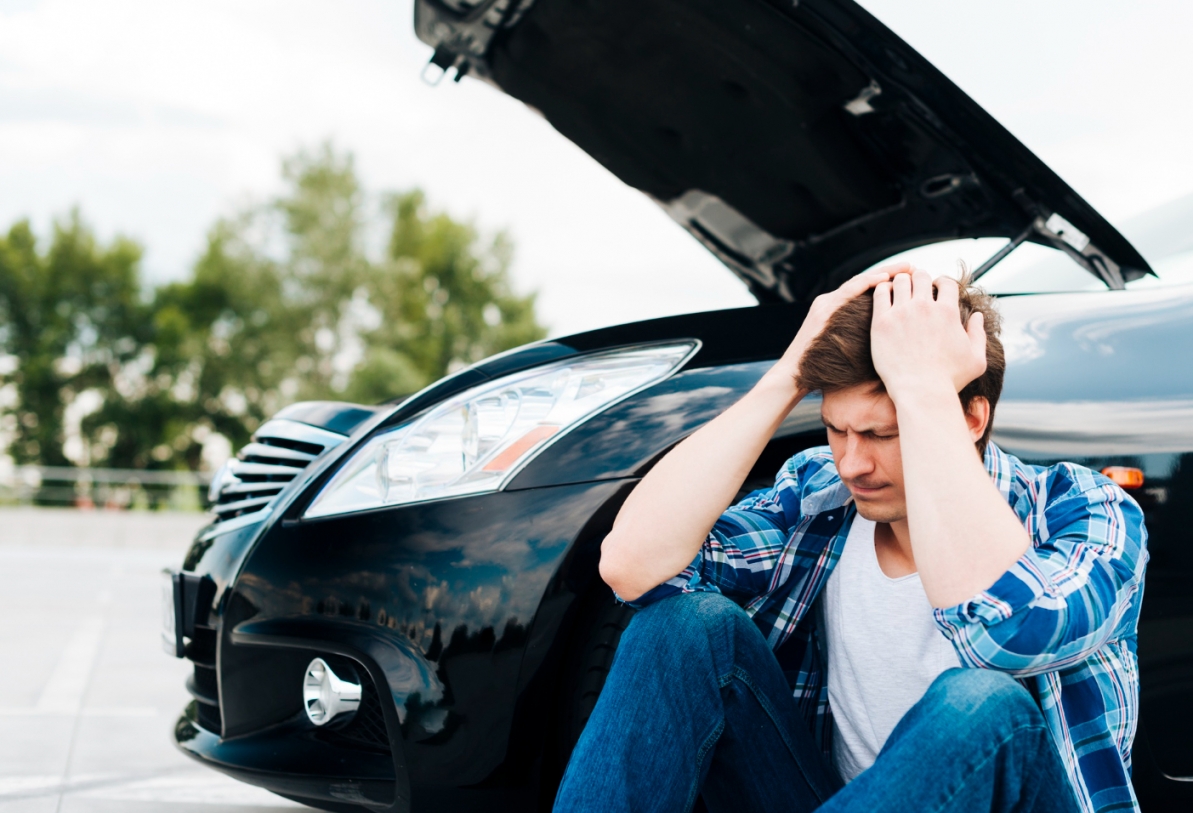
[562,596,636,754]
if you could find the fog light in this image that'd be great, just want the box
[303,657,362,726]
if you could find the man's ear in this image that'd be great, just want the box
[964,396,991,444]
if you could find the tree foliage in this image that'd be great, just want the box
[0,143,546,476]
[349,189,544,403]
[0,212,146,467]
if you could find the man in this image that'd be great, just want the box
[554,267,1147,813]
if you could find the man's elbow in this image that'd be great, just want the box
[599,532,645,603]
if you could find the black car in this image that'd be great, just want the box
[164,0,1193,810]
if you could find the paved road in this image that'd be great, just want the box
[0,508,304,813]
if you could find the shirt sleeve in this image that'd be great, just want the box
[622,449,830,608]
[934,463,1148,677]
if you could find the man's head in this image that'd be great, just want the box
[795,273,1005,523]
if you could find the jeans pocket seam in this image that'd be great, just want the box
[729,665,831,804]
[689,720,726,813]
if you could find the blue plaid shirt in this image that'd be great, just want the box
[628,443,1148,813]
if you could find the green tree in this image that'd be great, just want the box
[87,210,304,467]
[345,190,545,403]
[151,143,546,423]
[1,143,546,477]
[0,212,146,467]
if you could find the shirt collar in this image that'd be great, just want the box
[799,462,853,516]
[983,441,1014,503]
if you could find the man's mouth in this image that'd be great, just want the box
[846,482,888,497]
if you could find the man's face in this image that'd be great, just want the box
[821,382,907,524]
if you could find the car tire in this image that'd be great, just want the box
[563,597,636,752]
[543,589,638,800]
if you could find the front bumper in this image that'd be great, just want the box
[173,705,404,812]
[169,515,411,812]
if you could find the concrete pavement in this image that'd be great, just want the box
[0,508,304,812]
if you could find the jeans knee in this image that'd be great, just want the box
[923,668,1041,735]
[624,592,746,652]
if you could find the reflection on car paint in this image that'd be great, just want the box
[225,481,630,788]
[997,285,1193,401]
[512,362,771,488]
[994,399,1193,457]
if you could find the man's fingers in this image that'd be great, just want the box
[892,271,912,304]
[872,262,913,278]
[840,266,901,298]
[934,275,960,308]
[873,281,892,315]
[966,311,987,363]
[911,268,934,300]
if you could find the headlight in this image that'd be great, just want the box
[303,342,698,518]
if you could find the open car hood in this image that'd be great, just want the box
[414,0,1151,301]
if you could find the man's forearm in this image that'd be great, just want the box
[893,385,1031,608]
[600,373,803,602]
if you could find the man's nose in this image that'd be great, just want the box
[836,434,874,480]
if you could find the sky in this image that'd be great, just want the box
[1,0,1192,336]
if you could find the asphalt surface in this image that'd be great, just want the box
[0,508,304,813]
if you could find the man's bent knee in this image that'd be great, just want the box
[623,592,748,651]
[921,668,1042,734]
[636,591,745,626]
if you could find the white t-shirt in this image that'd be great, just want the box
[821,516,962,782]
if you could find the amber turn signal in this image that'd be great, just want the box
[1101,466,1144,489]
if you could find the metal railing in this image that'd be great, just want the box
[0,465,213,510]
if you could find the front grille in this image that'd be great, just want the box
[185,627,221,735]
[316,666,391,754]
[209,419,346,523]
[187,663,219,705]
[196,698,222,734]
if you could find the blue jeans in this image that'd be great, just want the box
[554,592,1081,813]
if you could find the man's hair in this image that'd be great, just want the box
[795,275,1005,449]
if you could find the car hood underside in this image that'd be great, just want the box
[415,0,1151,300]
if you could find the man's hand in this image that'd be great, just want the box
[871,270,987,400]
[767,265,907,391]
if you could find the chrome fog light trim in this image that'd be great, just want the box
[303,657,362,726]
